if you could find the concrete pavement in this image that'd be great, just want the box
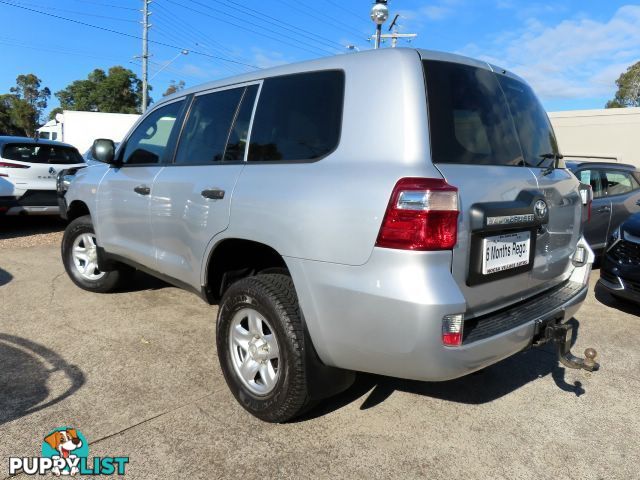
[1,245,639,479]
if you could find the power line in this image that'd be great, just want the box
[163,0,335,57]
[214,0,345,52]
[275,0,369,43]
[153,1,251,73]
[0,0,259,68]
[323,0,368,24]
[13,0,138,22]
[38,0,140,11]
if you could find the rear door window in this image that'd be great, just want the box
[603,170,639,196]
[423,60,523,166]
[248,70,344,162]
[174,86,249,165]
[2,144,84,164]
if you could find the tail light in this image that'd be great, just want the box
[442,314,464,347]
[376,178,459,251]
[0,162,30,169]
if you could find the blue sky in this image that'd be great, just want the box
[0,0,638,113]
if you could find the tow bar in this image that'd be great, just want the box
[545,322,599,372]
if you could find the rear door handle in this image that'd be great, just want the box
[201,188,225,200]
[596,206,611,213]
[134,185,151,195]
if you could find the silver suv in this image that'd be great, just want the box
[60,49,596,422]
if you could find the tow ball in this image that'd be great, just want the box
[545,323,600,372]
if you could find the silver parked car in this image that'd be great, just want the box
[59,48,597,422]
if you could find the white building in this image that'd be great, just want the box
[549,107,640,168]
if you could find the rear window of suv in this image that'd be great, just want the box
[2,143,84,164]
[423,60,560,168]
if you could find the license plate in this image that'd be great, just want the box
[482,231,531,275]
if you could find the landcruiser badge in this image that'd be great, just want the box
[534,200,548,220]
[49,167,57,175]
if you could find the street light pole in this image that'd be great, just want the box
[150,50,189,81]
[370,1,389,49]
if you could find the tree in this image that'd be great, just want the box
[606,61,640,108]
[163,80,185,97]
[48,107,63,121]
[0,94,36,136]
[55,66,149,114]
[10,74,50,124]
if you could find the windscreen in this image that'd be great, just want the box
[424,60,559,168]
[2,143,84,164]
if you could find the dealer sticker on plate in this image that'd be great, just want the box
[482,231,531,275]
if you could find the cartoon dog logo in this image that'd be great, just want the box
[43,428,84,476]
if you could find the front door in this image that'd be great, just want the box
[96,99,185,268]
[150,84,259,288]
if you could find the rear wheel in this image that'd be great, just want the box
[61,215,132,293]
[216,274,311,423]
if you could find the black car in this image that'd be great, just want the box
[566,161,640,254]
[599,212,640,304]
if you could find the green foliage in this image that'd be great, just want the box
[0,73,49,136]
[606,61,640,108]
[55,66,149,113]
[0,94,37,137]
[48,107,63,121]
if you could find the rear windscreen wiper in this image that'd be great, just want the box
[538,153,563,176]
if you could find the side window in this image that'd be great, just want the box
[122,100,183,165]
[603,170,639,196]
[580,169,605,199]
[174,86,255,165]
[248,70,344,162]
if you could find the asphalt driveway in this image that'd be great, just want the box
[0,243,639,479]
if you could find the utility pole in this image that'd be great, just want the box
[379,14,418,48]
[141,0,151,113]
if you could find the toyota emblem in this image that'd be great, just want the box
[534,200,548,220]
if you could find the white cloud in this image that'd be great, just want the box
[251,48,289,69]
[399,0,463,24]
[459,5,640,102]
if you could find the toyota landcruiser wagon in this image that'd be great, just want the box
[59,48,596,422]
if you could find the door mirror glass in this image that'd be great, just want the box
[91,139,116,164]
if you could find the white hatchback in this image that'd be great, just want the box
[0,136,85,215]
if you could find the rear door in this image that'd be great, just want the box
[150,83,259,287]
[422,59,581,316]
[602,168,640,234]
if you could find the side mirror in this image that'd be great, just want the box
[91,139,117,165]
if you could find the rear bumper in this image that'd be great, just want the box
[0,190,60,215]
[288,238,593,381]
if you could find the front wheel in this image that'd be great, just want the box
[61,215,132,293]
[216,274,312,423]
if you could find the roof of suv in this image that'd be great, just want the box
[160,48,517,107]
[0,135,77,149]
[565,160,638,172]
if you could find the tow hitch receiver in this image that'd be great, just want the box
[545,323,600,372]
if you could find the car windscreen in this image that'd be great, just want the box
[423,60,559,168]
[2,143,84,164]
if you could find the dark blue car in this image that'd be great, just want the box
[599,212,640,304]
[567,161,640,254]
